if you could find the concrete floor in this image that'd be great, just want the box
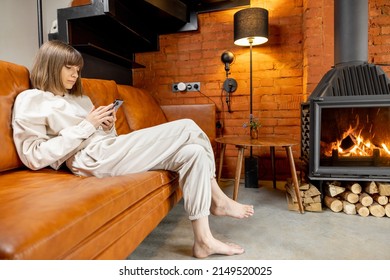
[128,180,390,260]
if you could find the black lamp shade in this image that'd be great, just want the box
[234,8,269,46]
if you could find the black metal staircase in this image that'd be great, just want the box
[53,0,249,84]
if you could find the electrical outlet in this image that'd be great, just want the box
[172,82,200,92]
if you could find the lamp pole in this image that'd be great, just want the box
[249,38,253,157]
[249,38,253,116]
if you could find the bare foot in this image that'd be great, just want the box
[193,237,245,258]
[210,178,254,219]
[210,198,254,219]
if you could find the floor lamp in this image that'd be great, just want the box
[234,7,269,188]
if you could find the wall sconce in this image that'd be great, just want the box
[221,50,237,113]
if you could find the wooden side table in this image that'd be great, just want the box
[215,136,304,214]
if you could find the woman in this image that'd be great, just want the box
[12,40,254,258]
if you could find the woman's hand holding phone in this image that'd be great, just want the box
[112,99,124,114]
[101,99,123,131]
[86,99,123,130]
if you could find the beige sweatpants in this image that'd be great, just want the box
[69,119,216,220]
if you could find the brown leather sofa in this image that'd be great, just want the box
[0,60,215,259]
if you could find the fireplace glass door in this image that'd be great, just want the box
[309,95,390,181]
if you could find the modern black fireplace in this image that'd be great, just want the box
[310,94,390,180]
[301,0,390,182]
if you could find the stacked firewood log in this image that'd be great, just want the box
[285,179,322,212]
[324,181,390,217]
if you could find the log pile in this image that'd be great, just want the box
[285,179,322,212]
[324,181,390,218]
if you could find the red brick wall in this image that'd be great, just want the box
[302,0,334,100]
[369,0,390,72]
[133,0,390,181]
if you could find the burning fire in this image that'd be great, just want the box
[323,115,390,158]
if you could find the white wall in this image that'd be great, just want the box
[0,0,71,69]
[43,0,72,39]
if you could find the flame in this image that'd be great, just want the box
[382,144,390,154]
[324,124,390,158]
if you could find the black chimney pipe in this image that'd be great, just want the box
[334,0,368,66]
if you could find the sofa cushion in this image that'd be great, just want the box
[162,104,216,144]
[0,60,30,172]
[0,168,178,259]
[81,78,131,135]
[117,85,167,130]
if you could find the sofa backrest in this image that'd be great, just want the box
[0,60,30,172]
[81,78,131,135]
[82,81,168,132]
[117,84,168,130]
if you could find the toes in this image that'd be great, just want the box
[226,242,243,250]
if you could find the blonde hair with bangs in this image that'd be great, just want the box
[30,40,84,96]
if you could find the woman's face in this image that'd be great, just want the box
[61,65,80,90]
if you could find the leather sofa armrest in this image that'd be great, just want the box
[161,104,216,143]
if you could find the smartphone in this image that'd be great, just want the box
[112,99,124,112]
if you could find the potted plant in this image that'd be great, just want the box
[243,114,261,139]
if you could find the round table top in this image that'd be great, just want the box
[215,135,298,147]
